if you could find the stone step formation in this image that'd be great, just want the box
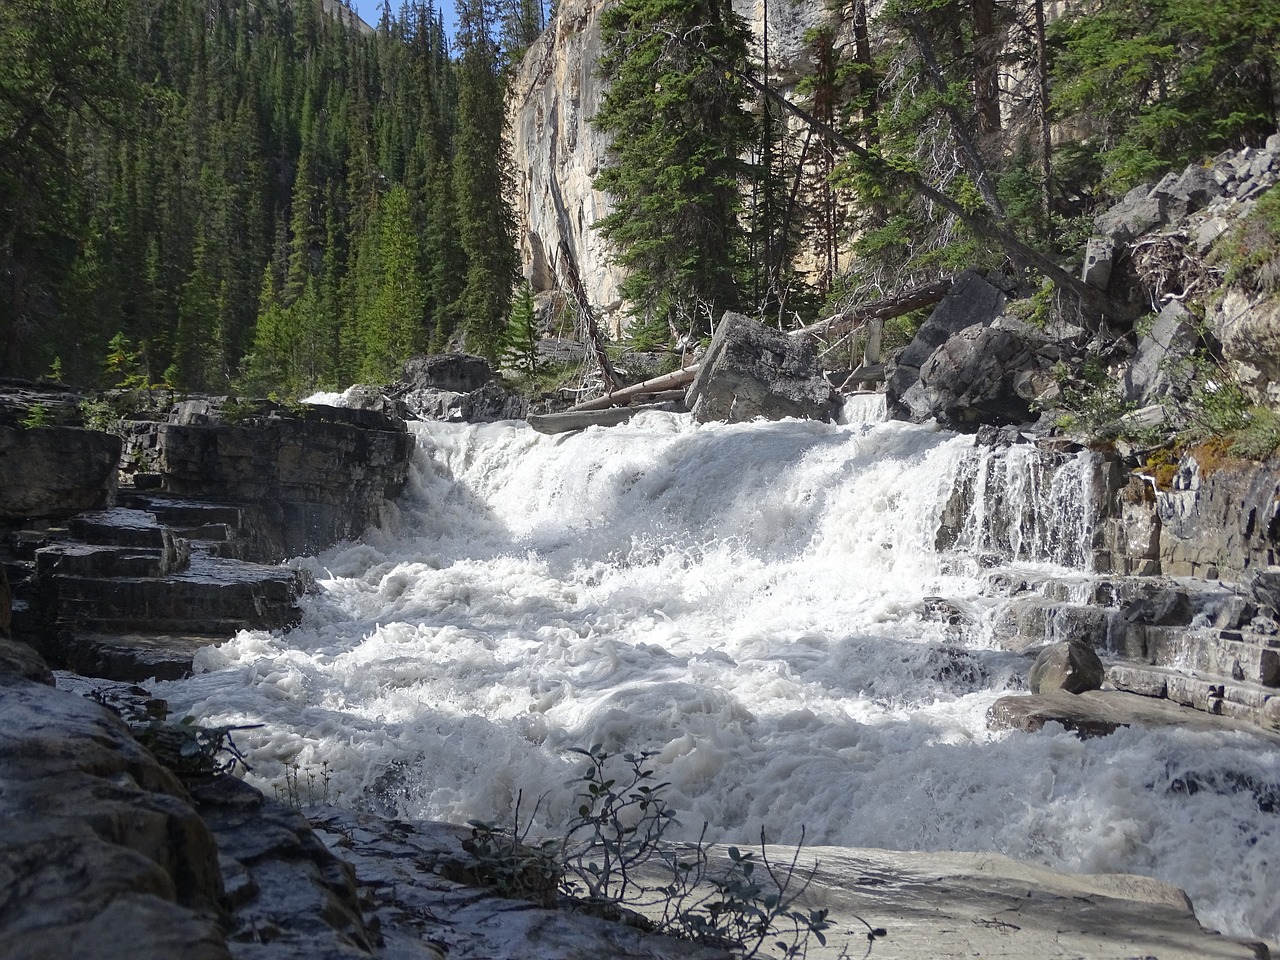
[3,487,311,681]
[985,571,1280,737]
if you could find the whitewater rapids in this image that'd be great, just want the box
[156,409,1280,943]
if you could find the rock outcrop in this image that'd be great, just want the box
[2,391,416,684]
[121,402,413,562]
[508,0,845,325]
[0,424,121,522]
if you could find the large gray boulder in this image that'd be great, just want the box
[886,270,1008,422]
[1211,287,1280,409]
[905,324,1051,428]
[686,312,839,423]
[400,353,494,393]
[391,353,528,422]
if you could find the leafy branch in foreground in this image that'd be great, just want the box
[459,746,878,959]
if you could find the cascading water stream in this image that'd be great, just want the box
[157,411,1280,943]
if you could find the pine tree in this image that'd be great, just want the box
[452,0,518,362]
[591,0,756,342]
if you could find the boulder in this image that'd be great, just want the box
[399,379,529,423]
[400,353,494,393]
[0,638,54,685]
[1122,300,1199,406]
[1081,237,1114,290]
[0,425,121,522]
[905,324,1051,428]
[1028,640,1105,694]
[1094,181,1162,245]
[1151,163,1224,222]
[686,312,839,423]
[1211,288,1280,408]
[987,688,1251,738]
[885,270,1007,421]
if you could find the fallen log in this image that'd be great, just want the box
[791,277,955,340]
[529,401,682,435]
[567,365,699,413]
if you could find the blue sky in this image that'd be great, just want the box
[348,0,458,39]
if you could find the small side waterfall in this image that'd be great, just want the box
[936,444,1101,568]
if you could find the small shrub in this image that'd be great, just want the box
[20,403,50,428]
[455,746,859,959]
[135,715,261,781]
[274,761,334,810]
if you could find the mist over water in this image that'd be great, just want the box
[158,411,1280,942]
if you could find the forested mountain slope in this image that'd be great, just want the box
[1,0,530,390]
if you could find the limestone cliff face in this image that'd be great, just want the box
[507,0,843,328]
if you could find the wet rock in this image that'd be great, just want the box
[1124,587,1195,626]
[686,312,839,423]
[1028,640,1105,694]
[1249,567,1280,619]
[1156,454,1280,578]
[0,425,121,523]
[0,676,230,959]
[398,379,528,423]
[886,270,1007,421]
[987,688,1262,739]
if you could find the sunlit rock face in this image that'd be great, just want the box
[506,0,846,332]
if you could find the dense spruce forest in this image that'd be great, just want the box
[1,0,539,392]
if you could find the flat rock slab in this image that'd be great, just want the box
[794,846,1269,959]
[307,809,1270,960]
[989,689,1280,742]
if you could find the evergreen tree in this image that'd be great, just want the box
[352,185,427,382]
[591,0,755,343]
[1051,0,1280,193]
[452,0,519,362]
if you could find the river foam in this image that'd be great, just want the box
[157,412,1280,942]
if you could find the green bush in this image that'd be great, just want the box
[457,746,851,959]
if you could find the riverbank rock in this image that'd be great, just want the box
[885,270,1009,423]
[0,425,121,522]
[120,402,413,562]
[0,672,230,960]
[686,312,839,423]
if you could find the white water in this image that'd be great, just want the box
[158,411,1280,943]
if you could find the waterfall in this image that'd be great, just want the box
[157,412,1280,944]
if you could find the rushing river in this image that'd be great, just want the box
[157,407,1280,943]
